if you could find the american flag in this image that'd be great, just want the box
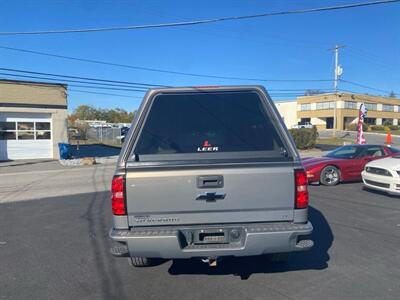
[356,103,368,144]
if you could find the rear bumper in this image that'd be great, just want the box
[110,221,313,259]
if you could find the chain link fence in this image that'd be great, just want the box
[86,127,123,146]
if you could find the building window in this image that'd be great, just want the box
[18,131,35,140]
[364,118,376,125]
[316,101,334,110]
[344,117,356,130]
[382,118,393,126]
[326,117,334,129]
[0,121,51,140]
[17,122,35,140]
[300,103,311,111]
[17,122,34,131]
[35,122,51,140]
[300,118,311,124]
[382,104,394,112]
[364,103,377,111]
[344,101,357,109]
[0,121,17,140]
[36,122,51,130]
[0,121,16,131]
[0,131,16,140]
[36,131,51,140]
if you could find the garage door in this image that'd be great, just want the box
[0,113,53,160]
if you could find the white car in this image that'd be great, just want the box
[361,155,400,195]
[292,122,313,129]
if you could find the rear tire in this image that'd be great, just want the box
[320,166,340,186]
[128,257,152,267]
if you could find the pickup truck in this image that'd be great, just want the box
[110,86,313,267]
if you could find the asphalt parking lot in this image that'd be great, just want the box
[0,164,399,300]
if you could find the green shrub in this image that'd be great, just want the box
[370,125,386,131]
[289,127,318,150]
[346,122,368,132]
[389,125,399,131]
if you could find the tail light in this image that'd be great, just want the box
[111,175,126,215]
[295,169,309,209]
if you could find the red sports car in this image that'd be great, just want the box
[302,144,400,186]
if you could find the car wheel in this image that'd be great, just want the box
[320,166,340,186]
[128,257,152,267]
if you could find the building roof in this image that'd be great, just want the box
[0,79,67,88]
[0,79,68,108]
[274,99,297,102]
[297,92,399,105]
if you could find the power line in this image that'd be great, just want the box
[0,74,329,100]
[0,72,151,90]
[69,89,143,99]
[67,89,323,99]
[0,46,333,82]
[138,6,330,50]
[0,68,334,93]
[338,88,364,94]
[60,83,147,93]
[0,0,398,35]
[340,79,396,94]
[0,73,329,95]
[339,88,399,99]
[0,67,166,88]
[0,73,149,92]
[1,67,394,97]
[267,89,333,92]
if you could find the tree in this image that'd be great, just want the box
[72,105,99,120]
[70,105,135,123]
[389,91,396,98]
[67,115,78,127]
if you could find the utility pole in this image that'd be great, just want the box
[331,45,344,137]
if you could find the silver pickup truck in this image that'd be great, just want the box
[110,86,313,267]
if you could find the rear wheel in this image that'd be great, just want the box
[320,166,340,186]
[128,257,152,267]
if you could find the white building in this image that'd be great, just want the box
[274,100,298,129]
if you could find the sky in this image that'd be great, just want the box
[0,0,399,112]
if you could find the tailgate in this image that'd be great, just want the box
[126,165,295,226]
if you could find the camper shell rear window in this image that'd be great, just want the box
[131,91,290,162]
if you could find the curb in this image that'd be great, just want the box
[59,156,118,167]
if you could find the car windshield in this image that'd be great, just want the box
[390,148,400,157]
[325,145,363,159]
